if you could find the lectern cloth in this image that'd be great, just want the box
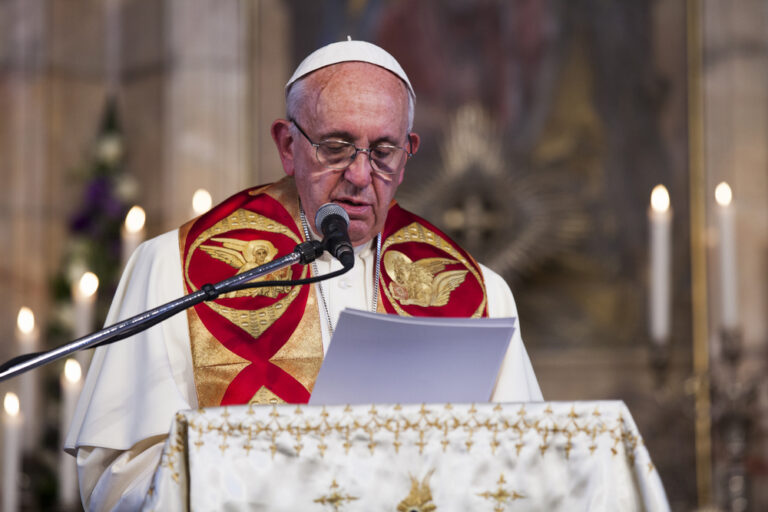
[142,401,670,512]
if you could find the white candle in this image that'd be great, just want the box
[121,205,146,268]
[73,271,99,371]
[649,185,672,344]
[3,392,21,512]
[191,188,212,217]
[715,182,738,329]
[59,359,82,508]
[15,307,39,450]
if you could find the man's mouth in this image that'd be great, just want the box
[334,198,372,216]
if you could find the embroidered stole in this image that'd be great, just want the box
[180,177,488,407]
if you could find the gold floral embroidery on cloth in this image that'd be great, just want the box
[183,208,306,339]
[174,403,644,465]
[381,222,486,317]
[384,251,467,307]
[199,238,291,298]
[477,474,525,511]
[151,403,662,509]
[397,470,437,512]
[313,480,359,510]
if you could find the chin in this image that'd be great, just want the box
[348,221,374,244]
[349,231,375,247]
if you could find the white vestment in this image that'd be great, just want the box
[65,229,542,511]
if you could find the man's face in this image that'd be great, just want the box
[272,62,419,247]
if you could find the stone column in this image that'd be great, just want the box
[0,0,49,363]
[250,0,291,185]
[161,0,251,228]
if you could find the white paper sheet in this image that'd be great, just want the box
[309,309,515,405]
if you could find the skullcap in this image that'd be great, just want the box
[286,38,415,99]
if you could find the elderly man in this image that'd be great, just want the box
[66,40,542,511]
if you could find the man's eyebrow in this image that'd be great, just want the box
[318,131,401,146]
[317,130,355,142]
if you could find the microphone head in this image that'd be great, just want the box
[314,203,349,233]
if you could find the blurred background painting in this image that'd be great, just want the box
[1,0,768,510]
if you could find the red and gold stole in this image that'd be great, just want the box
[378,203,488,319]
[180,177,488,407]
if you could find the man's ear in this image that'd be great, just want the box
[398,132,421,185]
[408,132,421,156]
[271,119,295,176]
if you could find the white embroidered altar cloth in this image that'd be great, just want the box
[142,401,669,511]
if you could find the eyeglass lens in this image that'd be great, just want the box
[316,141,403,174]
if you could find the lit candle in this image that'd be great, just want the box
[121,205,146,267]
[715,182,738,329]
[191,188,212,216]
[59,359,82,508]
[73,271,99,371]
[16,307,39,450]
[649,185,672,344]
[3,392,21,512]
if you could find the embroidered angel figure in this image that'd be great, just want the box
[397,470,437,512]
[383,250,467,307]
[199,238,291,298]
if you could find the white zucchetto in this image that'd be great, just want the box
[285,38,415,100]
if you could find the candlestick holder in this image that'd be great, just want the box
[711,327,759,512]
[647,326,765,511]
[719,327,742,366]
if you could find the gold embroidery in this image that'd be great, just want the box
[159,414,187,484]
[171,403,645,475]
[191,358,249,407]
[207,285,303,340]
[182,178,325,406]
[249,386,286,405]
[397,470,437,512]
[268,290,323,392]
[383,250,467,307]
[477,474,525,511]
[313,480,359,510]
[184,208,307,340]
[490,428,500,455]
[199,238,291,298]
[381,222,486,317]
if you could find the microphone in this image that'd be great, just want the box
[315,203,354,269]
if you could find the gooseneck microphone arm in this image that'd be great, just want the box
[0,238,344,383]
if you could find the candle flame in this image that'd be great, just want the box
[715,182,732,206]
[192,189,213,215]
[124,206,146,233]
[4,392,19,416]
[78,272,99,298]
[650,185,670,212]
[64,359,82,383]
[17,307,35,334]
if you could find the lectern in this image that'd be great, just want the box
[143,401,669,511]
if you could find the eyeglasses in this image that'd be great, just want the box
[290,118,413,176]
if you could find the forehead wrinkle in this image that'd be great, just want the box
[300,63,408,134]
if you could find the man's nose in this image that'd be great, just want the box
[343,150,373,187]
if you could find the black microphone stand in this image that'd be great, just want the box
[0,240,330,383]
